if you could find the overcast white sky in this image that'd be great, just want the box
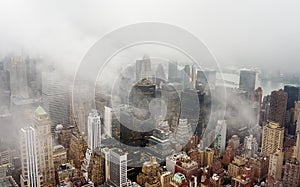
[0,0,300,73]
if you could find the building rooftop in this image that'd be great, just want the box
[34,106,47,115]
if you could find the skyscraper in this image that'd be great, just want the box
[109,148,128,187]
[268,149,283,181]
[136,55,152,81]
[42,70,71,132]
[32,106,55,186]
[9,56,29,100]
[20,127,42,187]
[214,120,227,156]
[87,110,101,151]
[104,106,113,138]
[261,122,284,156]
[82,110,102,174]
[168,61,178,82]
[268,89,288,126]
[239,69,256,97]
[295,131,300,162]
[284,85,299,110]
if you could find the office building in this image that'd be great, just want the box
[20,127,42,187]
[32,106,55,186]
[295,131,300,162]
[268,89,288,126]
[69,128,88,169]
[87,110,101,151]
[239,69,256,97]
[214,120,227,156]
[168,61,178,82]
[104,106,112,138]
[88,148,105,186]
[9,56,29,100]
[173,119,192,151]
[146,121,173,163]
[42,70,71,131]
[268,149,283,181]
[261,122,284,156]
[109,148,128,187]
[284,85,299,110]
[136,55,152,81]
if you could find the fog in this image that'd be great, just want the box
[1,0,300,74]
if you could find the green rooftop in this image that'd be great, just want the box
[35,106,47,115]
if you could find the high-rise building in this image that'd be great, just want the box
[69,127,88,169]
[284,85,299,110]
[146,121,174,163]
[88,148,105,186]
[173,119,192,151]
[104,106,112,138]
[32,106,55,186]
[239,69,256,97]
[87,110,101,151]
[9,56,29,100]
[268,89,288,126]
[109,148,128,187]
[136,55,152,81]
[182,65,191,89]
[20,127,42,187]
[295,131,300,162]
[268,149,283,181]
[82,110,101,174]
[42,70,71,132]
[282,156,300,187]
[228,135,240,150]
[244,135,258,158]
[261,122,284,156]
[214,120,227,156]
[168,61,178,82]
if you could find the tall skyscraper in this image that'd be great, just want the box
[295,131,300,162]
[32,106,55,186]
[104,106,113,138]
[239,69,256,97]
[42,70,71,132]
[109,148,128,187]
[87,110,101,151]
[284,85,299,110]
[268,89,288,126]
[261,122,284,156]
[20,127,42,187]
[136,55,152,81]
[9,56,29,100]
[183,65,191,89]
[82,110,101,173]
[168,61,178,82]
[268,149,283,181]
[214,120,227,156]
